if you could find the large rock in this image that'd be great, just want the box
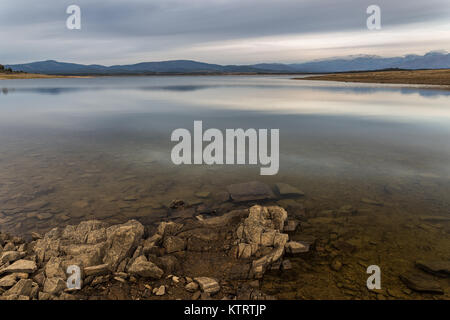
[194,277,220,295]
[103,220,144,270]
[227,181,276,202]
[128,256,163,279]
[0,259,37,275]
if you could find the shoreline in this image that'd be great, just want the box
[0,73,92,80]
[293,69,450,89]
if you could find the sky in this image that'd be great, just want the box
[1,0,449,65]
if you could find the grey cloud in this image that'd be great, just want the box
[1,0,449,64]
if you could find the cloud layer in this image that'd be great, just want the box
[1,0,449,64]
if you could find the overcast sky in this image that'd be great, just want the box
[1,0,449,65]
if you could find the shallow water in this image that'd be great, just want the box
[0,76,449,298]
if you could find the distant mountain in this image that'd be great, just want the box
[6,51,450,75]
[288,51,450,73]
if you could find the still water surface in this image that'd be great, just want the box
[0,76,449,298]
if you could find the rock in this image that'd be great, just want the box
[185,281,199,292]
[227,181,275,202]
[169,199,185,209]
[155,255,179,274]
[38,292,51,300]
[416,261,450,278]
[281,259,292,270]
[195,192,211,199]
[31,232,42,241]
[284,220,299,232]
[0,251,22,264]
[285,241,309,254]
[128,256,164,279]
[275,183,304,197]
[157,222,183,237]
[0,259,37,275]
[45,257,66,279]
[84,264,111,277]
[43,277,67,295]
[399,273,443,294]
[361,198,383,206]
[213,191,230,203]
[5,279,33,296]
[163,236,186,254]
[154,285,165,296]
[330,258,343,271]
[194,277,220,295]
[192,291,201,300]
[0,274,17,287]
[419,216,450,223]
[3,242,15,251]
[103,220,144,270]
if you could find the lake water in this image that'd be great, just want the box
[0,75,449,298]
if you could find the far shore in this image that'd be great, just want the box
[0,73,92,80]
[294,69,450,88]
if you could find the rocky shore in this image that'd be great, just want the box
[1,181,448,300]
[0,197,310,300]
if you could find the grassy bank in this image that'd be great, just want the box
[295,69,450,87]
[0,72,90,80]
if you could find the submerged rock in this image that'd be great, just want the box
[275,183,304,197]
[399,273,443,294]
[415,261,450,278]
[227,181,276,202]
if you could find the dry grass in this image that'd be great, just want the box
[296,69,450,87]
[0,72,90,80]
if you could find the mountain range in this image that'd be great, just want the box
[6,51,450,75]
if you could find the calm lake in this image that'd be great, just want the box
[0,75,449,298]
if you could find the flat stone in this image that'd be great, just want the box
[275,183,304,197]
[194,192,211,199]
[0,259,37,274]
[285,241,309,254]
[227,181,275,202]
[84,264,111,277]
[416,261,450,278]
[399,273,443,294]
[194,277,220,295]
